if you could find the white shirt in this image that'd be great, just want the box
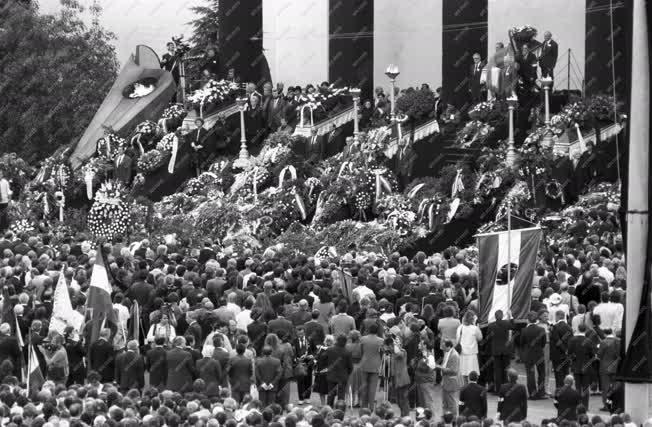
[353,285,374,302]
[0,179,11,204]
[593,302,624,331]
[456,324,482,355]
[147,323,176,344]
[597,266,615,284]
[226,302,241,317]
[445,263,470,279]
[235,309,253,332]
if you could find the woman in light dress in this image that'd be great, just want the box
[456,310,483,385]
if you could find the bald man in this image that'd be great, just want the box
[540,31,558,79]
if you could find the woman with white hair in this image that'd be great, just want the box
[456,310,483,385]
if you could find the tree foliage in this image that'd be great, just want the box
[0,0,119,164]
[188,0,219,54]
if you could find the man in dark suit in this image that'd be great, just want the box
[497,368,528,423]
[89,328,115,383]
[211,334,231,389]
[359,323,385,411]
[161,42,180,85]
[227,343,254,403]
[289,300,312,326]
[266,87,288,131]
[324,123,345,158]
[597,328,621,411]
[188,118,210,177]
[145,336,167,390]
[114,148,134,185]
[487,310,513,392]
[518,45,539,91]
[459,371,488,418]
[267,310,295,342]
[198,241,216,265]
[303,310,326,348]
[568,323,595,408]
[114,340,145,391]
[325,334,353,406]
[197,346,223,398]
[0,323,22,378]
[469,52,486,103]
[553,374,582,422]
[293,326,313,403]
[519,311,547,399]
[165,336,197,393]
[256,345,282,407]
[247,309,268,355]
[539,31,559,79]
[185,312,203,350]
[550,310,573,389]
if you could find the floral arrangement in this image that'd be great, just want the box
[52,164,71,189]
[135,120,157,137]
[376,194,411,217]
[495,181,532,220]
[188,79,239,109]
[510,25,538,42]
[184,178,204,196]
[96,133,127,161]
[161,104,187,121]
[137,149,169,174]
[456,120,494,147]
[10,219,35,235]
[468,101,495,122]
[395,88,437,123]
[88,181,131,240]
[386,209,418,236]
[156,133,177,152]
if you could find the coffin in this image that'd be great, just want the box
[69,45,177,169]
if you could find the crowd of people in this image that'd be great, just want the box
[0,197,631,426]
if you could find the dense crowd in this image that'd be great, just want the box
[0,198,629,426]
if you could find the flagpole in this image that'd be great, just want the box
[26,332,31,393]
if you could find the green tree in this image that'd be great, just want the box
[0,0,119,164]
[188,0,219,54]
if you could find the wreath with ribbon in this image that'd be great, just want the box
[545,180,565,203]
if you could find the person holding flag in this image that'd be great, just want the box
[86,243,118,343]
[26,337,44,398]
[37,332,68,385]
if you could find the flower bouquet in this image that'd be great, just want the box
[156,133,177,152]
[161,104,187,121]
[184,177,204,196]
[10,219,35,235]
[96,133,127,161]
[137,149,169,174]
[510,25,538,42]
[52,163,72,189]
[88,180,131,241]
[188,79,239,113]
[468,101,495,122]
[386,209,417,236]
[456,120,494,147]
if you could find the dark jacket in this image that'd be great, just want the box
[519,323,547,365]
[145,346,167,389]
[324,345,353,383]
[498,382,528,422]
[487,319,513,355]
[186,322,203,350]
[115,350,145,390]
[549,321,573,363]
[567,334,595,374]
[255,355,282,388]
[459,382,488,418]
[165,347,197,392]
[539,39,559,69]
[597,336,620,374]
[227,354,253,392]
[0,335,22,378]
[554,385,581,421]
[197,357,223,397]
[303,320,325,347]
[212,347,231,387]
[247,321,268,355]
[89,338,115,383]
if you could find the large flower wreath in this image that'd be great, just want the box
[88,181,131,240]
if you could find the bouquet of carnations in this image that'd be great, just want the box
[135,120,157,137]
[88,180,131,240]
[137,149,169,173]
[510,25,538,42]
[10,219,34,235]
[386,209,417,236]
[156,133,177,152]
[161,104,187,121]
[188,79,239,108]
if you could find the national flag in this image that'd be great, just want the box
[50,268,75,335]
[14,314,24,348]
[27,345,44,398]
[477,227,542,324]
[87,247,116,342]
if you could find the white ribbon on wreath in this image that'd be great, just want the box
[299,104,315,128]
[451,169,464,199]
[251,167,261,203]
[167,133,179,174]
[337,162,354,179]
[407,183,425,199]
[373,169,392,205]
[418,199,440,231]
[131,134,145,156]
[40,192,50,217]
[574,123,586,153]
[278,165,298,189]
[278,166,306,219]
[84,170,94,200]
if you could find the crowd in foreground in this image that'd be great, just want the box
[0,203,631,426]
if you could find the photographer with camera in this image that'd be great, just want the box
[37,332,68,386]
[381,333,411,417]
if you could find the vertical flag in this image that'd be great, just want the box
[477,227,542,323]
[27,344,44,398]
[87,247,116,342]
[50,268,75,335]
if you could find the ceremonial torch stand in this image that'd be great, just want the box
[506,96,519,168]
[541,77,554,148]
[233,97,251,169]
[385,64,400,123]
[351,88,361,144]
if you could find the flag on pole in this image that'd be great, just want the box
[14,315,23,348]
[27,344,44,398]
[87,247,116,342]
[50,268,75,335]
[477,227,542,323]
[131,301,140,344]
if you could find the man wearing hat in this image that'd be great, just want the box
[547,293,569,323]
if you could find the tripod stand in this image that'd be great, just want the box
[377,351,393,403]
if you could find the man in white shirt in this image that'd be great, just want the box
[593,292,624,332]
[0,170,12,232]
[597,261,615,284]
[235,298,254,332]
[225,292,242,317]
